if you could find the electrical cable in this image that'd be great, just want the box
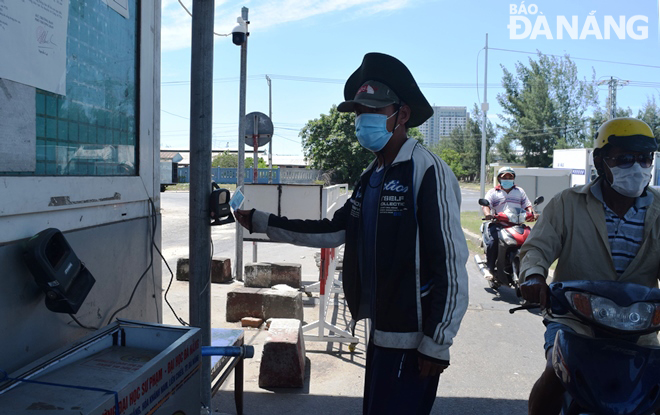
[155,234,189,326]
[105,198,158,325]
[489,47,660,70]
[68,313,98,330]
[176,0,230,37]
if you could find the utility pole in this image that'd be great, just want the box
[479,33,489,198]
[189,0,214,409]
[599,77,629,120]
[609,77,618,119]
[235,7,248,281]
[266,75,273,183]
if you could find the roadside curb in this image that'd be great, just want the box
[462,228,481,245]
[463,227,555,279]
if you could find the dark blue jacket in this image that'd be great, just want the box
[251,138,468,363]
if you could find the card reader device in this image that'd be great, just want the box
[23,228,96,314]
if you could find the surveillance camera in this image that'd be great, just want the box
[232,17,247,46]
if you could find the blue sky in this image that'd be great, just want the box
[160,0,660,157]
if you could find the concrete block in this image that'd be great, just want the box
[259,318,306,388]
[226,287,303,322]
[176,258,190,281]
[241,317,263,328]
[210,257,233,283]
[176,257,232,283]
[244,262,301,289]
[226,287,266,322]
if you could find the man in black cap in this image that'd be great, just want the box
[235,53,468,414]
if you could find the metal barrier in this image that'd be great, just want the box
[177,167,324,185]
[321,184,349,219]
[302,247,359,346]
[279,168,321,184]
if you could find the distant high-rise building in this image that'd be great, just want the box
[418,106,469,147]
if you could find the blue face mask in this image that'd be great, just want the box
[500,180,514,190]
[355,111,399,152]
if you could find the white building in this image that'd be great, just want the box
[418,106,469,146]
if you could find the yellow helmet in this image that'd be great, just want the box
[594,117,657,152]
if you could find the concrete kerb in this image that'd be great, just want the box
[462,228,481,246]
[461,227,555,279]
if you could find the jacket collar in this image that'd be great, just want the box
[360,137,417,177]
[577,178,660,268]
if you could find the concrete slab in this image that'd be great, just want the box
[259,318,306,388]
[244,262,302,288]
[226,286,304,322]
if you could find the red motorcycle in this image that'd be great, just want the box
[474,196,543,297]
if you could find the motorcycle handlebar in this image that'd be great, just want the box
[509,303,540,314]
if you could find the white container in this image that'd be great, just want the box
[0,320,201,415]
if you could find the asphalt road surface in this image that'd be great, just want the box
[159,190,545,414]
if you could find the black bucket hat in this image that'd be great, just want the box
[337,53,433,128]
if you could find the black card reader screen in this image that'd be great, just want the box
[45,232,68,270]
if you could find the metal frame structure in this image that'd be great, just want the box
[302,248,359,345]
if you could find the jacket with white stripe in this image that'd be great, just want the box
[250,138,469,363]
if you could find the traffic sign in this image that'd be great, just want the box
[244,111,273,147]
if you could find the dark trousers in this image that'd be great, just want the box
[484,223,501,272]
[363,340,441,415]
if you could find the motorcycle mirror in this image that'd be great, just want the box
[478,198,490,207]
[534,196,544,206]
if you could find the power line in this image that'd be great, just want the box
[273,133,300,143]
[162,73,505,89]
[490,47,660,70]
[176,0,230,37]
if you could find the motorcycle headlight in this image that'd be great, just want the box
[566,291,660,331]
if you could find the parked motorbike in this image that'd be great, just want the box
[511,281,660,415]
[474,196,543,296]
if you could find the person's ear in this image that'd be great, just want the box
[398,104,411,127]
[593,152,604,176]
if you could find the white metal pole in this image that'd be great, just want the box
[189,0,214,408]
[235,7,248,281]
[266,75,273,183]
[252,114,258,263]
[479,33,489,198]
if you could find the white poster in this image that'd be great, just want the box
[0,79,36,172]
[0,0,69,95]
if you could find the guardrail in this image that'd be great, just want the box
[177,167,322,185]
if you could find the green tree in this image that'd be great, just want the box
[637,96,660,147]
[246,157,268,168]
[434,148,466,178]
[495,135,519,164]
[212,151,238,168]
[211,152,268,168]
[497,53,597,167]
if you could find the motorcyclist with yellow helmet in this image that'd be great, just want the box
[519,117,660,415]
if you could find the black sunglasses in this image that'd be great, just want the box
[603,153,654,169]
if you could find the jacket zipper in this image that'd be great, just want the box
[371,164,393,321]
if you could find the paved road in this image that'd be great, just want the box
[159,191,545,414]
[461,187,481,212]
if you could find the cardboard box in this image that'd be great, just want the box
[0,320,201,415]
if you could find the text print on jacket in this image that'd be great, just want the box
[250,139,469,363]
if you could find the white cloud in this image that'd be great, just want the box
[161,0,415,51]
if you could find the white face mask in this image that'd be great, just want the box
[607,163,652,198]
